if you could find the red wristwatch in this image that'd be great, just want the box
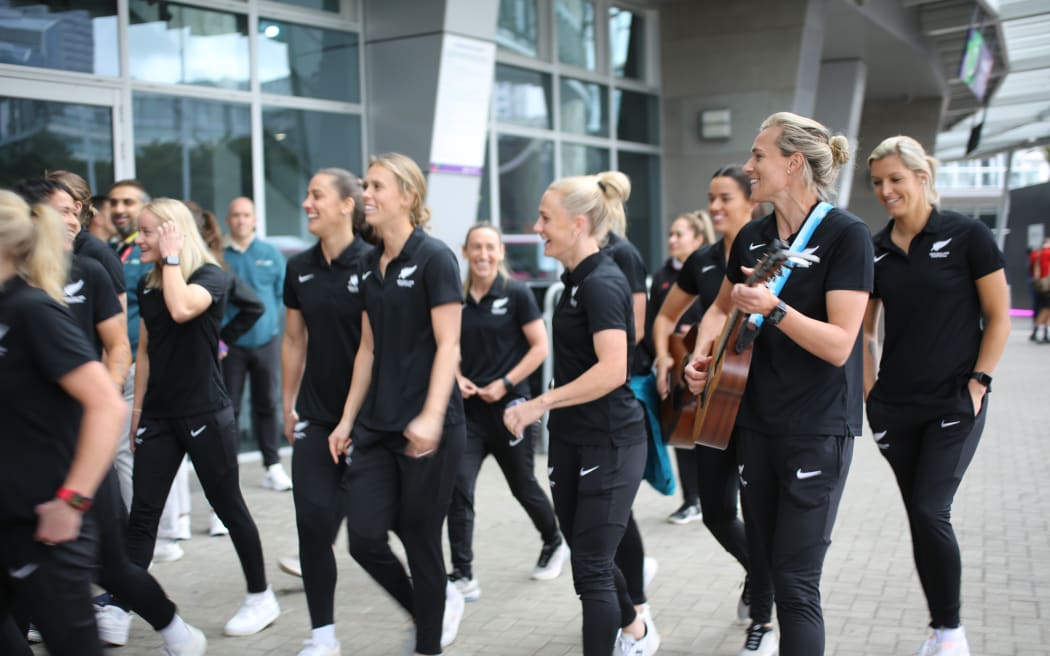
[56,487,93,512]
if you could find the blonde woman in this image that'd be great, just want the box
[504,171,656,656]
[864,136,1009,656]
[684,113,873,655]
[328,153,466,656]
[0,191,125,655]
[126,198,279,638]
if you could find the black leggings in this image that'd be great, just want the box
[126,405,267,593]
[291,419,345,629]
[344,425,465,656]
[0,516,101,656]
[223,337,282,469]
[867,397,987,629]
[737,430,853,656]
[673,447,700,506]
[448,397,558,575]
[96,471,177,629]
[548,437,645,656]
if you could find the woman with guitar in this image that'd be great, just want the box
[652,166,777,656]
[649,211,713,526]
[864,136,1008,656]
[684,113,873,656]
[504,171,656,656]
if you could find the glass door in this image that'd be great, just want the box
[0,79,124,192]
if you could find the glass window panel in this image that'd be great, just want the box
[506,239,559,283]
[258,18,359,102]
[128,1,249,90]
[615,89,659,145]
[271,0,341,12]
[497,135,553,235]
[0,1,118,76]
[609,6,644,80]
[494,64,552,129]
[618,151,660,269]
[561,143,608,177]
[559,77,607,137]
[557,0,595,70]
[0,96,113,190]
[132,93,251,215]
[263,107,362,237]
[497,0,538,58]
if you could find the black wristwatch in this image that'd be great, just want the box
[502,376,514,391]
[765,300,788,327]
[969,371,992,391]
[162,255,180,266]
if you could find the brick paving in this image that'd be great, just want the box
[33,322,1048,655]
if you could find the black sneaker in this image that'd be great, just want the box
[531,535,569,580]
[740,623,776,655]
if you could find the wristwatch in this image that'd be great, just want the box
[162,255,180,266]
[502,376,514,391]
[969,371,993,391]
[56,487,93,512]
[765,300,788,326]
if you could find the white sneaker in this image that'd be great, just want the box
[531,537,569,580]
[917,626,970,656]
[25,624,41,643]
[209,512,229,536]
[261,463,293,491]
[96,605,131,646]
[298,638,341,655]
[643,556,659,590]
[449,569,481,602]
[223,586,280,636]
[279,554,303,578]
[616,612,661,656]
[739,623,777,655]
[161,624,207,656]
[152,540,184,565]
[440,580,464,648]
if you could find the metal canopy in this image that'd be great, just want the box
[934,0,1050,161]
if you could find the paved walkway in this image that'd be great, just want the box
[35,323,1048,655]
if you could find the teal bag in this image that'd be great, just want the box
[630,373,676,496]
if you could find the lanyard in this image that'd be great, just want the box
[748,201,833,328]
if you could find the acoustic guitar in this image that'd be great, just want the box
[689,248,791,450]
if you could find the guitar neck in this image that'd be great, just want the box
[711,307,743,363]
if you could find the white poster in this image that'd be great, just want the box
[429,34,496,176]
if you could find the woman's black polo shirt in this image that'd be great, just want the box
[284,239,373,426]
[676,239,728,318]
[726,208,873,437]
[356,228,464,438]
[549,250,645,446]
[139,263,229,418]
[74,230,126,295]
[0,276,95,522]
[460,274,541,391]
[67,254,122,359]
[869,208,1003,411]
[602,232,651,376]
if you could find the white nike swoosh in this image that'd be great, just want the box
[136,426,147,436]
[298,274,315,283]
[873,430,887,441]
[8,563,37,579]
[940,420,961,428]
[749,242,767,251]
[702,264,717,273]
[795,468,822,480]
[190,425,207,437]
[580,465,600,476]
[874,253,888,263]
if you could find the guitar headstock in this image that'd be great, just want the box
[745,240,791,286]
